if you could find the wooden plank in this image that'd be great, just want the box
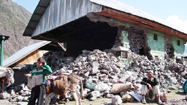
[16,50,48,65]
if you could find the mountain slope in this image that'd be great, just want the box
[0,0,39,60]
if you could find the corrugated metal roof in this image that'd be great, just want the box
[29,0,102,37]
[23,0,51,36]
[23,0,187,38]
[3,41,51,67]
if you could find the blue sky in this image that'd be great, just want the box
[13,0,187,34]
[119,0,187,21]
[13,0,39,13]
[118,0,187,34]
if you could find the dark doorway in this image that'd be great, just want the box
[46,16,118,57]
[139,47,145,55]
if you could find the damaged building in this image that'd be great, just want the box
[2,0,187,103]
[23,0,187,62]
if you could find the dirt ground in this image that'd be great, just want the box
[0,91,186,105]
[67,91,187,105]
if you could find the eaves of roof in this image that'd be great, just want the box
[23,0,51,36]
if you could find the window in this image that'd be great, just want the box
[121,51,128,58]
[177,40,180,46]
[154,34,157,40]
[116,51,121,57]
[176,57,182,63]
[155,56,159,61]
[116,51,128,58]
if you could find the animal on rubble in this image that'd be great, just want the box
[27,73,83,105]
[0,66,14,93]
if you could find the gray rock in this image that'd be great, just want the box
[111,95,122,105]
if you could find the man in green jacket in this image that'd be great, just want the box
[141,71,162,104]
[28,57,52,105]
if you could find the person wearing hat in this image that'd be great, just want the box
[28,57,52,105]
[140,71,162,104]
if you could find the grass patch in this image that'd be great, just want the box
[170,89,183,93]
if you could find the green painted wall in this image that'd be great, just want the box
[122,31,129,43]
[109,18,185,60]
[122,31,130,49]
[147,30,165,60]
[172,36,185,58]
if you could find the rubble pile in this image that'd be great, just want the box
[1,49,187,104]
[50,49,187,102]
[0,83,31,103]
[43,51,65,70]
[127,52,186,90]
[165,58,185,72]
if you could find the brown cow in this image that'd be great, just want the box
[45,73,83,105]
[27,73,83,105]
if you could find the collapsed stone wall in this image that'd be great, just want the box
[115,26,153,60]
[51,49,186,101]
[3,48,187,103]
[164,34,175,58]
[87,13,184,60]
[50,49,186,90]
[165,43,175,58]
[112,27,124,48]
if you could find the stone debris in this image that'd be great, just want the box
[44,49,186,103]
[121,93,134,102]
[111,95,122,105]
[0,91,10,99]
[94,82,110,92]
[89,91,101,101]
[2,49,187,104]
[2,83,31,103]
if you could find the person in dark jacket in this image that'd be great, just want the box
[28,57,52,105]
[141,71,162,104]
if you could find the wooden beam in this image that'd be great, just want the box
[96,7,187,40]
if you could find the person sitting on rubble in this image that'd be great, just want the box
[182,79,187,93]
[141,71,162,104]
[182,74,187,93]
[28,57,53,105]
[177,74,187,94]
